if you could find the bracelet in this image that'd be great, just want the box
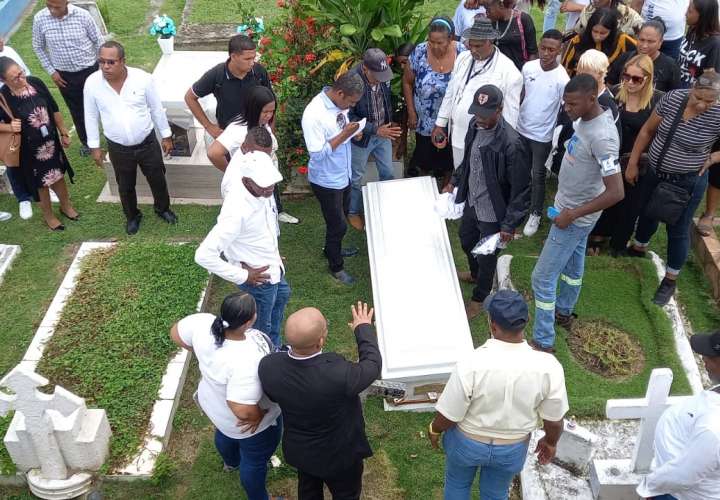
[428,421,441,436]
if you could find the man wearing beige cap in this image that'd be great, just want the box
[195,144,290,347]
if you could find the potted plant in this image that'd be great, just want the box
[150,15,177,55]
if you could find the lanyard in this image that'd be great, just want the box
[464,49,496,86]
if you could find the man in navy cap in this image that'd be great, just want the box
[428,290,568,500]
[346,48,402,231]
[443,84,530,319]
[637,331,720,500]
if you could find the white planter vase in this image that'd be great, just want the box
[157,36,174,55]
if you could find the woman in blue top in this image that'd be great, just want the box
[402,16,466,187]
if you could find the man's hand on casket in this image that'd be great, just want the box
[162,137,173,155]
[348,301,374,331]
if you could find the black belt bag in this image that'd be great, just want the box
[643,93,693,226]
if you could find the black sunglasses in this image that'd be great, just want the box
[622,73,646,84]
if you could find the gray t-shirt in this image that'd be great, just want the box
[468,126,498,222]
[555,108,620,227]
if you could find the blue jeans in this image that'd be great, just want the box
[660,37,683,61]
[5,166,33,203]
[652,495,678,500]
[214,417,282,500]
[239,277,291,348]
[634,170,707,275]
[443,427,530,500]
[532,222,594,348]
[349,136,394,215]
[542,0,560,32]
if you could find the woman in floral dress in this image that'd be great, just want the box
[0,56,77,230]
[402,16,466,187]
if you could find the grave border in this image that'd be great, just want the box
[0,241,210,484]
[0,244,21,286]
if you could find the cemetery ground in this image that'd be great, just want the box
[1,0,720,498]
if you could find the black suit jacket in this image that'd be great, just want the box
[258,323,382,478]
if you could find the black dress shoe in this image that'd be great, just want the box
[126,213,143,235]
[157,210,178,224]
[652,278,677,306]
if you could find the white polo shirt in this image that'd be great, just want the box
[436,338,569,439]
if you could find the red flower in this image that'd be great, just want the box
[297,166,308,175]
[276,0,286,6]
[295,147,304,154]
[386,56,393,65]
[306,17,316,26]
[293,17,304,28]
[304,53,317,63]
[260,36,271,47]
[283,32,294,43]
[289,75,298,82]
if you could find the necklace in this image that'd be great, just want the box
[429,44,455,72]
[494,10,515,40]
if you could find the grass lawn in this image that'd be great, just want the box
[188,0,281,24]
[0,0,716,498]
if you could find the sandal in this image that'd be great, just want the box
[696,214,714,237]
[60,210,80,221]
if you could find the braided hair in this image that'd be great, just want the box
[210,292,256,347]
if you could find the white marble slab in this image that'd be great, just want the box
[0,244,21,286]
[363,177,473,385]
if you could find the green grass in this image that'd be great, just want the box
[34,242,208,469]
[188,0,281,24]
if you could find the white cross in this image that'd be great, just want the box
[605,368,691,473]
[0,366,84,480]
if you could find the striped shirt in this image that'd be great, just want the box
[649,90,720,174]
[32,4,103,74]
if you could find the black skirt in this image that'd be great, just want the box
[408,133,453,176]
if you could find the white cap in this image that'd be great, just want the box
[240,151,283,188]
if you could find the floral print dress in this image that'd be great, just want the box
[410,41,466,137]
[0,76,73,195]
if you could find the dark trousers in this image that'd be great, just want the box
[107,133,171,221]
[459,204,501,302]
[297,460,364,500]
[523,136,553,214]
[590,177,643,252]
[57,64,98,146]
[311,182,350,273]
[5,166,33,202]
[660,37,683,61]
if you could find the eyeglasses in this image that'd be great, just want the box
[622,73,646,84]
[98,58,119,66]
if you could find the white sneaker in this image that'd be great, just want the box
[278,211,300,224]
[523,213,541,237]
[50,190,59,203]
[0,211,11,222]
[19,201,32,220]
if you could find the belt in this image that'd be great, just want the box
[106,132,155,151]
[460,429,530,445]
[654,169,701,181]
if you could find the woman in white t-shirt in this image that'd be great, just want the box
[170,292,283,500]
[207,85,299,224]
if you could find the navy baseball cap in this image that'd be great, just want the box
[690,331,720,357]
[363,48,393,82]
[483,290,529,331]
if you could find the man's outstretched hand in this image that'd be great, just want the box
[348,301,374,331]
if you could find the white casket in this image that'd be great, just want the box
[363,176,473,411]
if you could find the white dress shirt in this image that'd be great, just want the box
[83,66,171,149]
[195,156,283,286]
[636,387,720,500]
[435,48,522,150]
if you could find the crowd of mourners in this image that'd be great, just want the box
[1,0,720,499]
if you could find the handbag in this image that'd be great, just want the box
[643,93,692,226]
[0,93,20,167]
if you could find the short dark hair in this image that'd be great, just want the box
[395,42,416,58]
[228,34,256,55]
[0,56,19,80]
[99,40,125,60]
[245,126,273,149]
[565,73,598,95]
[691,0,720,40]
[332,71,364,96]
[641,17,667,38]
[541,29,564,42]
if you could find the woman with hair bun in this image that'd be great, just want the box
[170,291,283,500]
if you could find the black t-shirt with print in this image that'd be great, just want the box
[678,33,720,88]
[494,12,538,71]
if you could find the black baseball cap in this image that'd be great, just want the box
[483,290,529,332]
[363,48,393,82]
[690,331,720,357]
[468,84,504,117]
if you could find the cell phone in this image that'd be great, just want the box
[547,206,560,219]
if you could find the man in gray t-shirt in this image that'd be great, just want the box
[530,75,623,352]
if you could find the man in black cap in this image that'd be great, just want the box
[346,48,402,231]
[443,84,530,319]
[637,332,720,500]
[428,289,568,500]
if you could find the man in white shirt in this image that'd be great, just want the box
[84,41,176,235]
[637,331,720,500]
[428,290,568,500]
[519,29,570,237]
[431,17,523,168]
[195,150,290,348]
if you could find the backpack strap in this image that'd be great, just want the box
[515,10,528,62]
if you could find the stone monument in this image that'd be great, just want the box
[69,0,108,35]
[0,365,111,499]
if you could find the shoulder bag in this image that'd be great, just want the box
[643,93,692,226]
[0,93,20,167]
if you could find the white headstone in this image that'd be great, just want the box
[589,368,692,499]
[0,365,111,498]
[69,0,108,35]
[0,244,21,286]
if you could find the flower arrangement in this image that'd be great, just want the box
[235,2,265,41]
[149,15,176,39]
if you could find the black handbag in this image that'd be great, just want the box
[643,94,693,226]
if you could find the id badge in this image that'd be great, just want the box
[40,125,49,138]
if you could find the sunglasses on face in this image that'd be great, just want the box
[622,73,646,84]
[98,58,119,66]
